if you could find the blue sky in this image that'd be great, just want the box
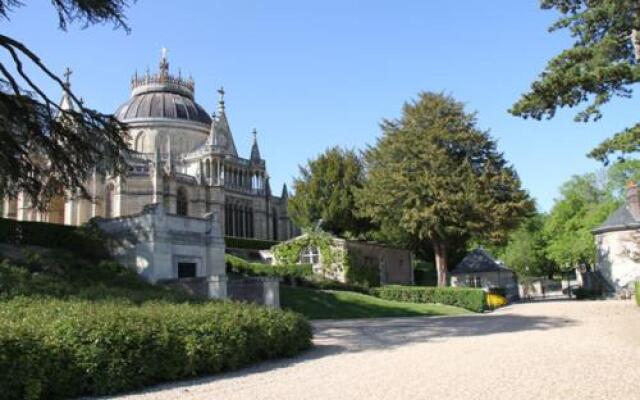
[4,1,638,211]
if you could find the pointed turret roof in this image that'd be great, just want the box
[250,128,262,161]
[281,183,289,199]
[58,67,78,113]
[204,87,238,156]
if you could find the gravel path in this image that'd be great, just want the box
[107,300,640,400]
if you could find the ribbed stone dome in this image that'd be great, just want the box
[115,90,211,125]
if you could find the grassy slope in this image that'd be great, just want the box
[0,244,193,303]
[281,285,470,319]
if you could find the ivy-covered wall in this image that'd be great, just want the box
[271,231,346,281]
[271,231,385,287]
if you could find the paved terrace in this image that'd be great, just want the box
[108,300,640,400]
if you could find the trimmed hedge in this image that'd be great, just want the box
[225,236,280,250]
[0,218,108,260]
[225,254,313,282]
[0,297,312,400]
[636,281,639,306]
[371,285,486,312]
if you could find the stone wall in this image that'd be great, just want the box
[94,203,227,298]
[595,230,640,295]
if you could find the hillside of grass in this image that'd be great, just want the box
[280,285,471,319]
[0,244,193,303]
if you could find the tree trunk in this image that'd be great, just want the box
[433,241,448,287]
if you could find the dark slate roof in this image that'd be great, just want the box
[450,248,512,275]
[115,91,211,125]
[592,204,640,234]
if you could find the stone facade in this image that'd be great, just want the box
[94,203,228,298]
[2,51,296,243]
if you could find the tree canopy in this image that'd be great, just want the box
[288,147,371,236]
[357,92,533,286]
[0,0,132,207]
[495,213,553,278]
[543,172,620,270]
[511,0,640,164]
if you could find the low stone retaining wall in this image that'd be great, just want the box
[161,276,280,308]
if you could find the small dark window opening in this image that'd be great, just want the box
[178,262,197,278]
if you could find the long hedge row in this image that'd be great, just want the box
[0,297,312,400]
[371,285,486,312]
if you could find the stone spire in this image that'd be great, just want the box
[205,87,238,156]
[250,128,262,161]
[281,183,289,199]
[58,67,77,112]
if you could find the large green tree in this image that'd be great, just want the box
[288,147,371,236]
[511,0,640,163]
[0,1,132,207]
[496,213,554,278]
[543,173,620,270]
[357,92,533,286]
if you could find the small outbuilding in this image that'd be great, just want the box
[592,182,640,298]
[449,248,518,300]
[262,231,414,287]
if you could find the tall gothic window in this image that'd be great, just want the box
[105,183,115,218]
[299,246,320,265]
[205,159,211,179]
[176,187,188,216]
[272,209,278,240]
[5,197,17,218]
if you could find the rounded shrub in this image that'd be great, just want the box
[486,293,507,309]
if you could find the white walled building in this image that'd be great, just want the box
[592,183,640,297]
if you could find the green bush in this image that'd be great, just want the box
[224,236,279,250]
[344,252,380,288]
[225,254,313,283]
[636,281,640,306]
[0,218,108,260]
[0,297,312,400]
[413,260,437,286]
[371,285,486,312]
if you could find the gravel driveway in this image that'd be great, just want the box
[107,300,640,400]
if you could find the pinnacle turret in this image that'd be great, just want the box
[250,128,262,161]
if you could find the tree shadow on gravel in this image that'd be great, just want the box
[311,312,576,353]
[101,312,576,399]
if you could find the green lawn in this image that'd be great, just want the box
[280,285,471,319]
